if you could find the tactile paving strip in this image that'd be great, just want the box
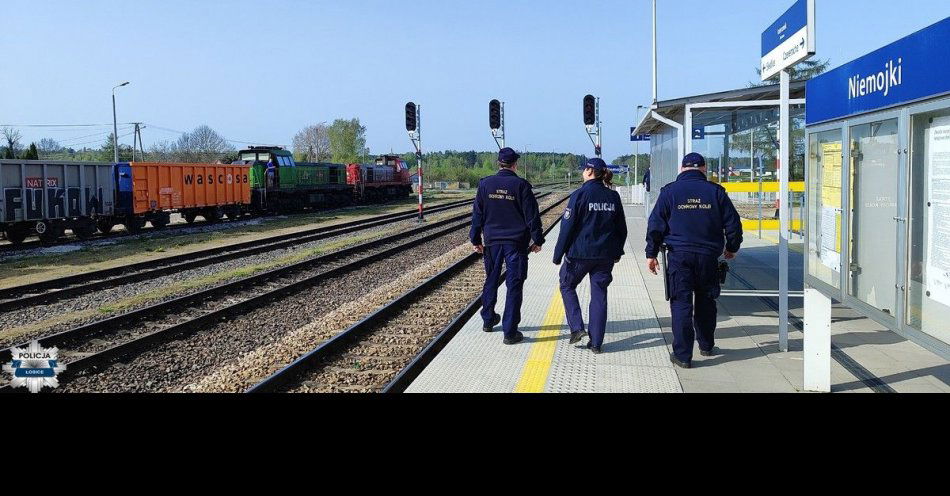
[407,207,683,393]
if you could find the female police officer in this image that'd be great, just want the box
[552,158,628,354]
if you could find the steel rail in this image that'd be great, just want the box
[0,192,560,306]
[0,192,563,391]
[0,212,474,368]
[381,204,566,393]
[0,197,485,311]
[0,182,568,252]
[0,196,477,253]
[247,194,570,393]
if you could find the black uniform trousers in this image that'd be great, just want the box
[667,250,720,363]
[480,244,529,337]
[559,258,615,349]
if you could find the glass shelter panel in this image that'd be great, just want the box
[907,106,950,344]
[848,118,899,315]
[647,126,679,211]
[807,130,842,289]
[690,106,806,185]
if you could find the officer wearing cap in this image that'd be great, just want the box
[471,147,544,345]
[553,158,627,354]
[646,152,743,368]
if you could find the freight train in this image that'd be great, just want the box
[234,146,412,210]
[0,148,412,245]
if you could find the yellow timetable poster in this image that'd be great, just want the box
[821,142,842,208]
[819,141,842,272]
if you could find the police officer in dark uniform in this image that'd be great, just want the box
[553,158,628,354]
[471,147,544,345]
[646,153,743,368]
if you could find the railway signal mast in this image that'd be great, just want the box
[489,99,505,149]
[583,94,602,158]
[405,101,424,222]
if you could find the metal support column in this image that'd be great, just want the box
[778,69,790,352]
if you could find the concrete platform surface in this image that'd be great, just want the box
[407,203,950,393]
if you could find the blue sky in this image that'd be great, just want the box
[2,0,948,160]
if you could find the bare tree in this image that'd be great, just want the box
[2,127,22,159]
[147,140,177,162]
[143,126,234,163]
[292,123,331,162]
[173,125,235,163]
[37,138,63,158]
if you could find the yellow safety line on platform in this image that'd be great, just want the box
[514,289,565,393]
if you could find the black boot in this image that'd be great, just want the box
[669,353,691,369]
[483,313,501,333]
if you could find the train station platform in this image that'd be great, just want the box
[406,204,950,394]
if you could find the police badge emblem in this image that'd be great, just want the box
[2,340,66,393]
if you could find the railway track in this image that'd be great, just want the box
[0,197,470,254]
[0,191,567,393]
[247,197,568,393]
[0,182,569,254]
[0,196,496,313]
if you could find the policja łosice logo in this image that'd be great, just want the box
[2,340,66,393]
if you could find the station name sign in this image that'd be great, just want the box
[806,17,950,125]
[761,0,815,81]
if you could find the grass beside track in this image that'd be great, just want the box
[95,231,384,315]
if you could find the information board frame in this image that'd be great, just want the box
[805,94,950,360]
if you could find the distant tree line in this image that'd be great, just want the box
[2,124,238,163]
[4,117,601,188]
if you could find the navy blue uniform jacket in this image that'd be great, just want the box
[645,169,743,258]
[552,179,627,264]
[470,169,544,249]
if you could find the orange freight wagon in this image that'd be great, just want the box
[127,162,251,228]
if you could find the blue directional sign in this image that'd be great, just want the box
[806,16,950,125]
[692,127,706,140]
[761,0,808,57]
[761,0,815,80]
[608,165,629,174]
[630,132,651,142]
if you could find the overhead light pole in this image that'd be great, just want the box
[652,0,658,105]
[112,81,129,163]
